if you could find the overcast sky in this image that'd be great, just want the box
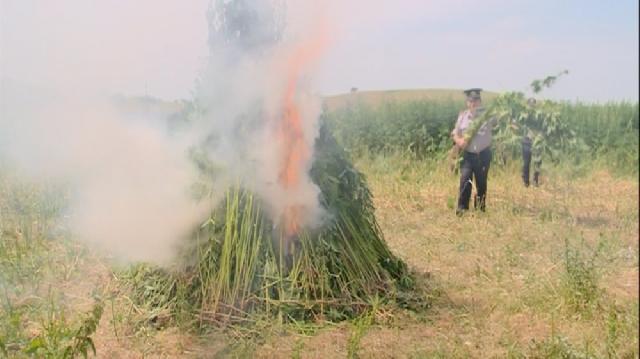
[1,0,638,102]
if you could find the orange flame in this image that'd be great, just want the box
[278,74,306,189]
[277,21,328,237]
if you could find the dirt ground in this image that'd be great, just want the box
[81,162,639,358]
[3,160,636,358]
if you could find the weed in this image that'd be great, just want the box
[63,300,104,358]
[22,298,103,358]
[561,237,604,313]
[347,298,377,359]
[528,334,595,359]
[291,338,305,359]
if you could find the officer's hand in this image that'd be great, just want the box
[455,137,466,148]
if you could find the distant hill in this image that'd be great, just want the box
[110,89,499,117]
[323,89,499,111]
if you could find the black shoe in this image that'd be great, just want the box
[474,197,486,212]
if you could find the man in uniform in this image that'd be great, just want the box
[451,88,494,216]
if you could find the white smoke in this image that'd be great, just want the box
[0,87,209,264]
[184,0,330,233]
[0,0,330,263]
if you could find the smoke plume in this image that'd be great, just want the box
[193,0,329,236]
[0,0,330,263]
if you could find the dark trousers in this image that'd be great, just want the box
[522,140,540,187]
[457,148,492,211]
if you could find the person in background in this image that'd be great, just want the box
[451,88,495,216]
[521,98,542,187]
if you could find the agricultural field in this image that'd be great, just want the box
[323,89,500,112]
[324,90,639,173]
[1,93,638,358]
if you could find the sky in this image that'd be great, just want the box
[1,0,638,103]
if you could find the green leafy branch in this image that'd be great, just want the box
[530,69,569,94]
[461,90,583,165]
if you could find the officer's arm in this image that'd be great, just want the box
[453,133,466,149]
[451,112,466,148]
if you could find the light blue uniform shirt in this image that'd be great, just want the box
[453,107,494,153]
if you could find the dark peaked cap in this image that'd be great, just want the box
[464,88,482,100]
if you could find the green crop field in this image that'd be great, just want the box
[1,89,638,358]
[323,90,639,175]
[324,89,500,112]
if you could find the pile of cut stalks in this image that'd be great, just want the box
[122,121,417,329]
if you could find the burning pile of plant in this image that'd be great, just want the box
[121,0,415,326]
[125,121,413,326]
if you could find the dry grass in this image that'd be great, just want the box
[345,155,639,358]
[240,156,638,358]
[2,156,637,358]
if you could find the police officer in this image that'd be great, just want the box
[522,98,542,187]
[451,88,494,216]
